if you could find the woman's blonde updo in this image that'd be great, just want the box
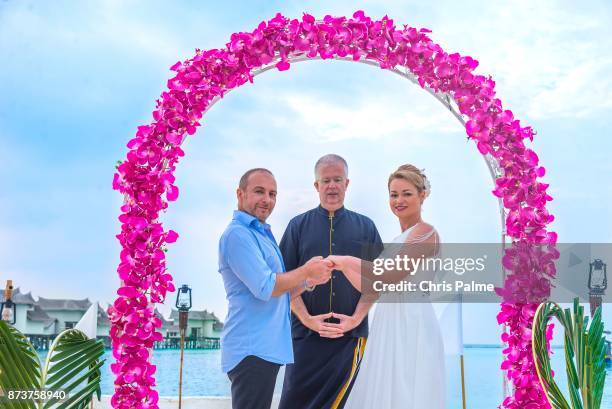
[388,164,431,197]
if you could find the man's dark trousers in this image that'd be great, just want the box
[227,355,280,409]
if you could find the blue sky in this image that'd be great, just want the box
[1,0,611,344]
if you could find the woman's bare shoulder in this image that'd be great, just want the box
[410,222,436,235]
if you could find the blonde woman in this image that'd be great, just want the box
[327,165,446,409]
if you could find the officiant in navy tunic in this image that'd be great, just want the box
[278,155,383,409]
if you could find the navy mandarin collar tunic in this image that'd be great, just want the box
[279,205,383,338]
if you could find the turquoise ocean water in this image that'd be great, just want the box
[38,346,612,408]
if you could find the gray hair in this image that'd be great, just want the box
[239,168,274,190]
[314,154,348,179]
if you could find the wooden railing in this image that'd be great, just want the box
[155,336,221,350]
[27,334,220,350]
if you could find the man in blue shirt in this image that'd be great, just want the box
[219,168,334,409]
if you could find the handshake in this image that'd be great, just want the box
[301,255,348,288]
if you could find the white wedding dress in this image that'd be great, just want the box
[344,225,446,409]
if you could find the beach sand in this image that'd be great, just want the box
[93,394,281,408]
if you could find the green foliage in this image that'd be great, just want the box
[0,321,105,409]
[532,298,606,409]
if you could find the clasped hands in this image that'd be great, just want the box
[301,255,358,339]
[302,255,348,287]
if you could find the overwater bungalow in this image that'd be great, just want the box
[155,309,223,349]
[1,288,223,350]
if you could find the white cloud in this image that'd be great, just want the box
[528,59,612,119]
[0,1,194,65]
[273,92,456,142]
[280,0,612,122]
[427,0,612,121]
[94,1,193,63]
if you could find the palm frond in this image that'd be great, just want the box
[41,329,104,409]
[532,299,607,409]
[0,321,41,409]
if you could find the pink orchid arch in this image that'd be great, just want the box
[111,11,556,409]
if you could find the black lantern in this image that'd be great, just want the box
[1,299,16,325]
[1,280,16,325]
[588,259,607,295]
[175,285,192,312]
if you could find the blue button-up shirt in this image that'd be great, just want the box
[218,210,293,373]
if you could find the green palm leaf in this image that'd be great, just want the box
[0,320,41,409]
[0,322,105,409]
[532,298,607,409]
[41,329,105,409]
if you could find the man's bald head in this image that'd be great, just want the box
[239,168,274,191]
